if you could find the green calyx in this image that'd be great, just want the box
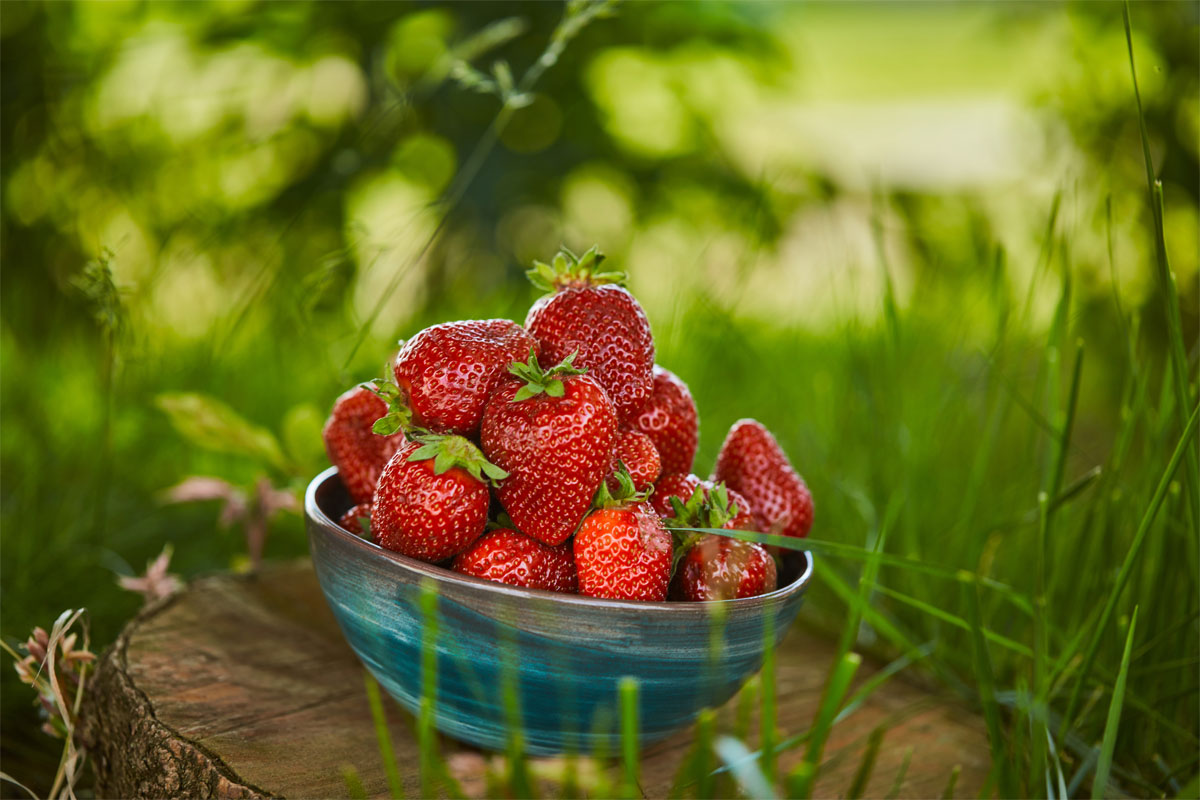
[526,245,627,292]
[664,481,742,579]
[406,432,509,486]
[593,463,650,509]
[365,379,413,436]
[507,349,586,403]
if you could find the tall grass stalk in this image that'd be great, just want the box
[363,673,404,799]
[1092,607,1138,800]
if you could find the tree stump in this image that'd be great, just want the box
[82,561,990,798]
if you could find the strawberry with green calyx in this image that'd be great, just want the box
[453,529,578,593]
[604,430,661,493]
[574,466,672,602]
[323,386,406,505]
[524,246,655,424]
[627,366,699,475]
[392,320,538,436]
[371,433,506,562]
[481,351,618,547]
[712,419,813,539]
[650,473,703,517]
[338,503,373,539]
[663,480,775,601]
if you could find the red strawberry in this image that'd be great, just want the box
[524,247,654,424]
[650,472,703,517]
[372,434,506,562]
[574,472,671,601]
[453,529,577,593]
[712,419,814,538]
[671,536,777,601]
[605,429,661,493]
[481,353,618,546]
[338,503,372,539]
[659,480,774,601]
[324,386,406,504]
[627,366,698,475]
[393,319,538,436]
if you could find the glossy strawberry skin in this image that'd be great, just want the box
[650,473,703,518]
[713,419,814,538]
[338,503,372,538]
[671,536,777,601]
[371,441,489,562]
[627,366,698,475]
[393,320,538,436]
[525,285,654,424]
[574,503,671,601]
[481,374,618,546]
[452,529,577,593]
[606,429,661,493]
[324,387,406,505]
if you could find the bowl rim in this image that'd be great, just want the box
[306,466,813,613]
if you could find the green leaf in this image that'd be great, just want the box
[512,384,544,403]
[358,516,372,540]
[156,392,290,473]
[407,443,440,462]
[374,415,404,436]
[433,451,453,475]
[1092,607,1138,799]
[545,379,565,398]
[482,462,509,481]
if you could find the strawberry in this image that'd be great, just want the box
[650,473,703,517]
[452,529,577,593]
[671,536,777,601]
[574,470,672,601]
[372,433,507,562]
[660,480,775,601]
[524,247,654,424]
[323,386,406,505]
[605,429,661,493]
[338,503,372,539]
[712,419,814,538]
[481,353,618,546]
[627,366,699,475]
[392,319,538,436]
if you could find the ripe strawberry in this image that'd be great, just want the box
[650,472,703,517]
[574,471,671,601]
[338,503,372,539]
[481,353,618,547]
[392,319,538,436]
[323,386,406,505]
[671,536,777,601]
[605,429,661,493]
[627,366,698,475]
[452,529,577,593]
[372,434,507,562]
[524,247,654,424]
[712,419,814,538]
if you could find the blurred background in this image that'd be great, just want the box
[2,1,1197,796]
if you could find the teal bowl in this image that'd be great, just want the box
[306,466,813,755]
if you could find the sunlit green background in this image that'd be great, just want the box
[2,1,1197,795]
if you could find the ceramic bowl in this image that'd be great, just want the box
[306,466,813,755]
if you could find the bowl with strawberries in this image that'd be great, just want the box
[307,246,816,754]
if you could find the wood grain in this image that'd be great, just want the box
[83,560,990,799]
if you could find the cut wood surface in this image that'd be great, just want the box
[82,560,990,799]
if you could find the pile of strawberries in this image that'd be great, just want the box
[322,247,813,602]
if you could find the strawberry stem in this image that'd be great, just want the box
[594,463,649,509]
[507,349,586,403]
[526,245,627,292]
[364,379,413,436]
[406,432,509,486]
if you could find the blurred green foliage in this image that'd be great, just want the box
[1,0,1197,795]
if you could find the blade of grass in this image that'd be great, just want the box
[846,725,885,800]
[1061,402,1200,736]
[794,653,862,798]
[501,630,534,798]
[1092,607,1138,799]
[342,765,368,800]
[963,576,1016,798]
[941,765,962,800]
[761,607,778,785]
[885,748,913,800]
[871,582,1033,658]
[419,580,438,799]
[364,672,404,800]
[620,677,640,800]
[716,736,777,800]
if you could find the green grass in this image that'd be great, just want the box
[3,1,1197,797]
